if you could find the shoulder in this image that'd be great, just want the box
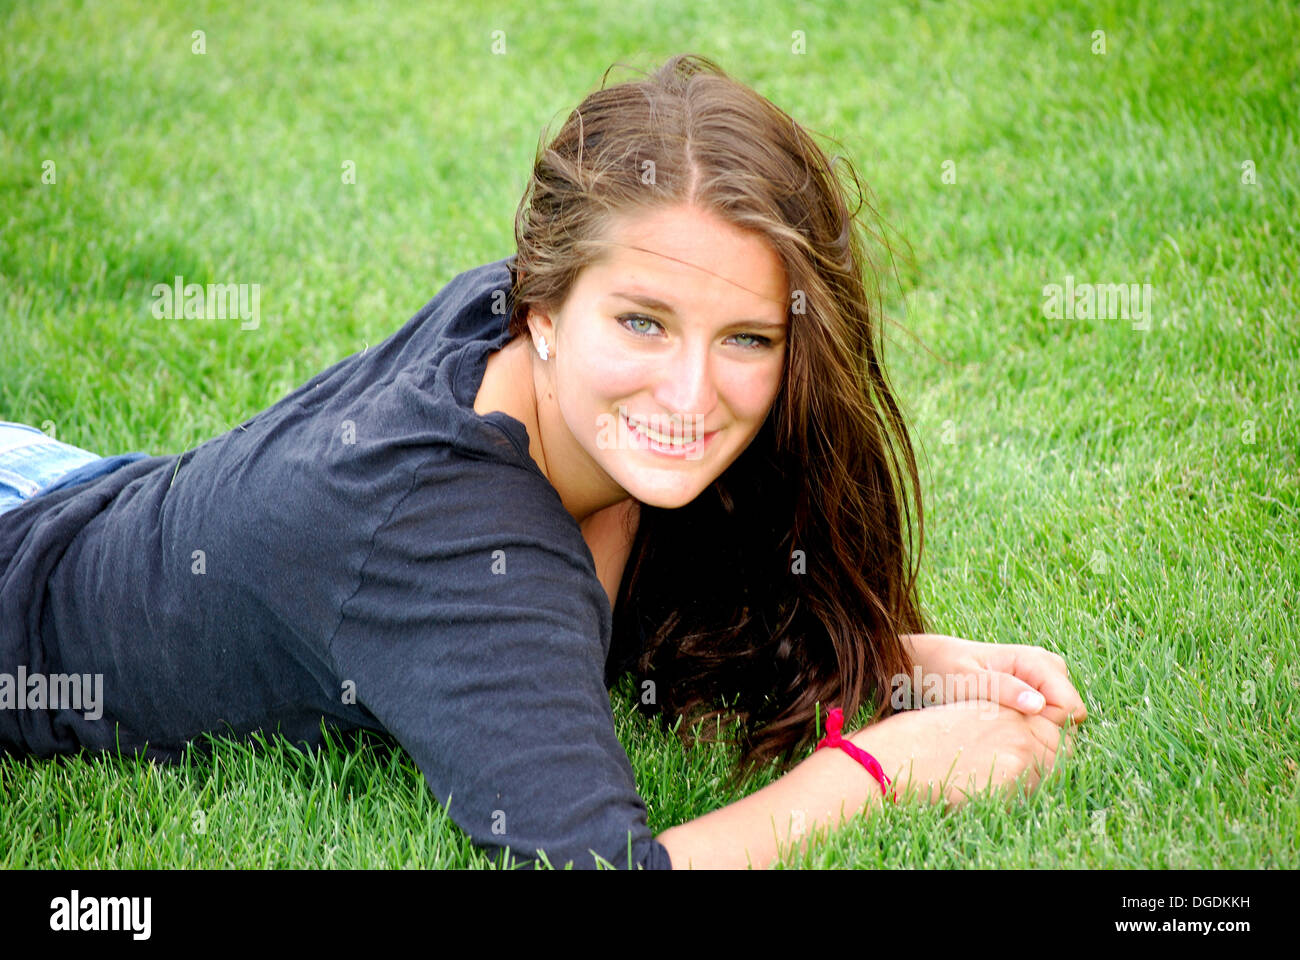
[345,450,607,630]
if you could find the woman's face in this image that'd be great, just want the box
[529,203,789,515]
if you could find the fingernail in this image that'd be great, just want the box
[1018,691,1045,710]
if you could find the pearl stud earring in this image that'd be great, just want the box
[536,336,549,361]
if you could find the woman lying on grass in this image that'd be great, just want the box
[0,53,1085,869]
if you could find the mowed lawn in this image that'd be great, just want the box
[1,0,1295,868]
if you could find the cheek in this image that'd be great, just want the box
[715,356,784,419]
[561,366,641,422]
[553,335,645,442]
[561,333,651,405]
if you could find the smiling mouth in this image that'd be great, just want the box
[622,412,717,448]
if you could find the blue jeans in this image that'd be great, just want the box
[0,421,150,516]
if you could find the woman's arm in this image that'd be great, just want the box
[330,468,669,869]
[655,698,1074,869]
[655,730,892,869]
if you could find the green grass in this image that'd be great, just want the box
[1,0,1296,868]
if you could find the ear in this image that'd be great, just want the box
[527,307,557,352]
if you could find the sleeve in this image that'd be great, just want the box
[326,460,673,870]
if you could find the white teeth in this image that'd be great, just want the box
[627,417,699,445]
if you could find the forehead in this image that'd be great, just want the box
[585,206,789,314]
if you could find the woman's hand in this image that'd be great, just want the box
[899,633,1087,728]
[851,699,1074,810]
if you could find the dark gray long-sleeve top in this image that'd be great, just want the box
[0,254,673,870]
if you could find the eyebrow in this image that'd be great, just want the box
[608,291,787,330]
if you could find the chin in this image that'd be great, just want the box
[616,473,714,510]
[629,491,698,510]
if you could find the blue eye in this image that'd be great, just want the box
[619,314,662,337]
[730,332,772,350]
[617,314,774,350]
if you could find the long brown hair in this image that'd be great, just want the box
[507,53,929,786]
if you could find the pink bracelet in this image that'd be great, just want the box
[815,706,897,803]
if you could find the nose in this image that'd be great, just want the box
[653,336,717,422]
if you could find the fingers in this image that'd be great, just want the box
[1038,702,1086,729]
[1023,714,1074,804]
[1027,712,1071,752]
[971,666,1087,731]
[1021,660,1087,724]
[891,700,1077,811]
[944,717,1067,809]
[985,720,1068,809]
[946,747,1040,811]
[973,668,1049,717]
[985,645,1088,726]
